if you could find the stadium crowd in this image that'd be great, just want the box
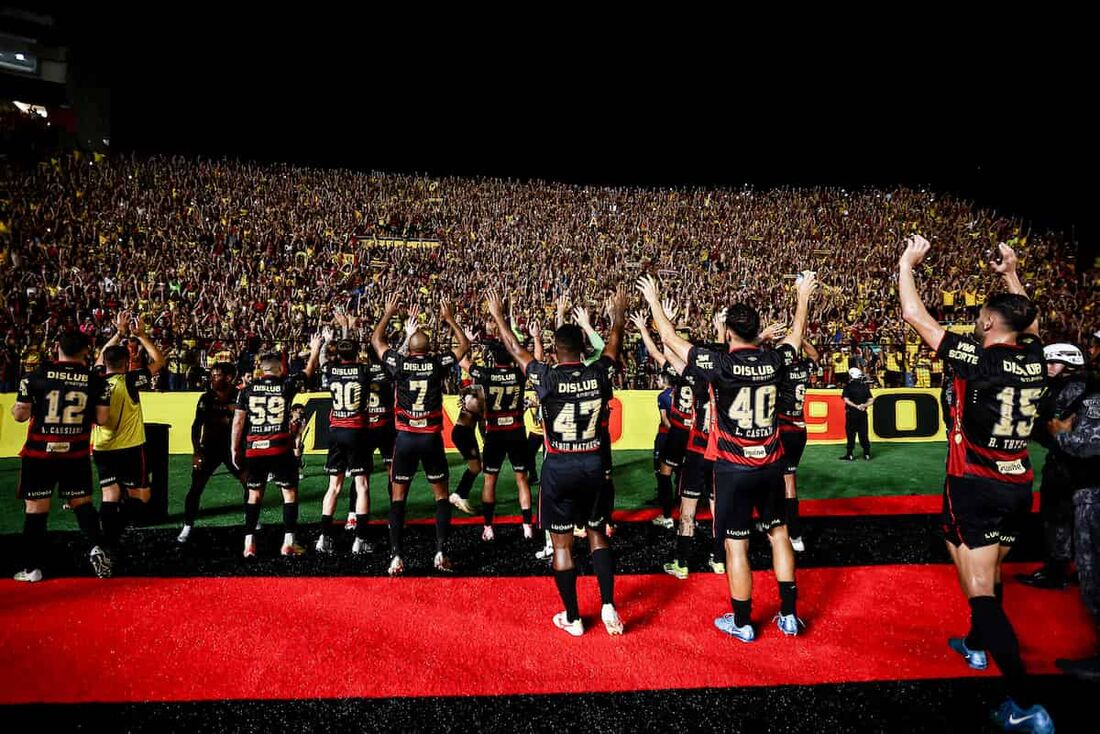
[1,126,1096,393]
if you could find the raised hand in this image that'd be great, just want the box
[661,297,679,324]
[992,242,1018,276]
[131,314,147,338]
[636,274,660,304]
[628,310,649,332]
[795,270,818,301]
[383,292,401,316]
[486,290,505,320]
[899,234,931,269]
[309,332,323,351]
[572,306,592,332]
[439,299,454,322]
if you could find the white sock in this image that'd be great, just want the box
[244,534,254,546]
[284,532,294,546]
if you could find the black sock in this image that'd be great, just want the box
[968,584,1007,649]
[73,502,101,547]
[283,502,299,532]
[591,547,615,605]
[969,596,1028,705]
[657,474,674,517]
[786,498,801,538]
[356,514,370,541]
[482,501,496,526]
[435,498,452,553]
[100,501,123,547]
[123,495,144,529]
[22,512,48,571]
[521,507,533,525]
[347,486,357,515]
[456,469,477,500]
[554,567,580,622]
[779,581,798,617]
[675,534,692,565]
[321,514,334,538]
[244,503,261,534]
[389,500,406,555]
[732,597,752,628]
[184,479,204,525]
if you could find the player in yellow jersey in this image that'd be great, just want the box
[93,312,165,556]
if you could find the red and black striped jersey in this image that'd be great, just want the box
[526,357,615,455]
[937,331,1046,484]
[663,364,695,431]
[688,344,793,467]
[777,351,813,431]
[367,362,395,429]
[17,361,106,460]
[469,364,526,433]
[322,362,371,430]
[682,366,714,455]
[382,349,456,433]
[236,373,307,457]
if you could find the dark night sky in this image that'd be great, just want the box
[44,8,1099,258]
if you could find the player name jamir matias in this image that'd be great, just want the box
[557,379,599,394]
[46,370,89,383]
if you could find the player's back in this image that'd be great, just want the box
[366,361,395,430]
[383,350,456,433]
[93,368,152,451]
[689,344,792,467]
[777,352,811,429]
[526,357,614,455]
[238,374,304,457]
[198,388,238,449]
[323,362,370,430]
[471,364,526,432]
[19,362,101,460]
[939,332,1046,483]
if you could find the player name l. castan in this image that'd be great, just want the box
[558,380,599,393]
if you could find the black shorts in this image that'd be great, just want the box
[94,445,148,490]
[17,456,94,500]
[392,431,449,484]
[244,453,298,491]
[942,475,1032,548]
[539,453,611,533]
[779,429,807,476]
[713,462,785,540]
[451,424,480,462]
[194,450,243,481]
[653,432,668,472]
[679,450,714,501]
[659,427,690,469]
[365,424,396,471]
[325,428,370,477]
[483,430,528,475]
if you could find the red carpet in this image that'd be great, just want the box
[413,493,1039,525]
[0,563,1092,704]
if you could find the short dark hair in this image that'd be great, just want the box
[57,331,89,359]
[554,324,585,355]
[985,293,1038,333]
[259,352,282,370]
[211,362,237,378]
[103,345,129,370]
[336,339,357,361]
[485,339,514,366]
[724,303,760,342]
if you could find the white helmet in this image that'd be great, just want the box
[848,367,862,379]
[1043,343,1084,367]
